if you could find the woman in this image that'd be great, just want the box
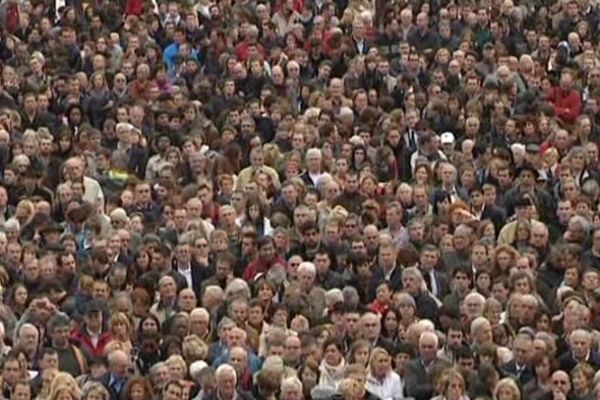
[6,283,28,319]
[299,362,320,400]
[493,377,521,400]
[432,369,469,400]
[109,312,133,354]
[346,340,370,368]
[237,198,273,236]
[132,247,151,279]
[121,376,154,400]
[380,307,400,342]
[571,363,594,400]
[413,163,434,189]
[492,245,519,278]
[476,271,493,298]
[318,338,346,391]
[136,314,161,340]
[49,373,81,399]
[165,354,188,381]
[395,292,418,338]
[81,381,110,400]
[84,71,113,129]
[523,354,554,399]
[366,347,403,400]
[49,384,80,400]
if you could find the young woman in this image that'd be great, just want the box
[366,347,403,400]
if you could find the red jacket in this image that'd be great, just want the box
[546,86,582,123]
[71,328,113,358]
[242,256,286,281]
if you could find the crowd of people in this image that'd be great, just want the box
[0,0,599,399]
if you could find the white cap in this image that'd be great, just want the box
[440,132,455,144]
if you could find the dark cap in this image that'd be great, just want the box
[85,300,104,314]
[483,42,494,50]
[516,165,539,179]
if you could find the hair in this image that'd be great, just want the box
[493,377,521,400]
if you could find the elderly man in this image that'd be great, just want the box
[558,328,600,372]
[401,267,439,321]
[405,331,450,400]
[359,312,394,353]
[97,349,131,400]
[206,364,256,400]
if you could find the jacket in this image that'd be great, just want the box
[546,86,582,124]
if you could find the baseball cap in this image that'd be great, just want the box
[440,132,455,144]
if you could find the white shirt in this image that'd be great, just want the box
[367,371,404,400]
[178,264,193,289]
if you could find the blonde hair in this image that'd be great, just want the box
[368,347,390,372]
[182,334,208,363]
[166,354,188,378]
[110,311,132,337]
[81,381,110,400]
[50,384,79,400]
[49,373,81,399]
[436,368,465,396]
[493,377,521,400]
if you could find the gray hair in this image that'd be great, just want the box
[224,279,250,300]
[281,377,303,395]
[401,266,423,282]
[298,261,316,276]
[215,363,237,384]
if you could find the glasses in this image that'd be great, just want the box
[195,243,208,248]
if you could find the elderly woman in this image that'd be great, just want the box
[281,376,304,400]
[494,377,521,400]
[432,369,470,400]
[366,347,403,400]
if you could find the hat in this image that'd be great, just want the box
[515,164,539,179]
[85,300,104,314]
[440,132,455,144]
[525,143,540,154]
[514,195,533,208]
[483,42,495,50]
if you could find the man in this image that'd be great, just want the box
[243,236,285,281]
[405,331,450,400]
[162,380,184,400]
[173,241,211,298]
[299,148,325,188]
[380,202,409,250]
[558,328,600,372]
[97,350,131,400]
[546,69,582,124]
[438,320,465,364]
[369,243,402,301]
[418,245,448,299]
[581,227,600,270]
[207,364,256,400]
[71,300,112,358]
[2,355,21,398]
[442,225,472,272]
[333,172,366,215]
[503,333,535,386]
[48,313,87,376]
[401,267,439,322]
[359,312,393,352]
[314,249,344,290]
[150,275,178,324]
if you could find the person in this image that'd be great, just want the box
[365,347,403,400]
[405,331,451,400]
